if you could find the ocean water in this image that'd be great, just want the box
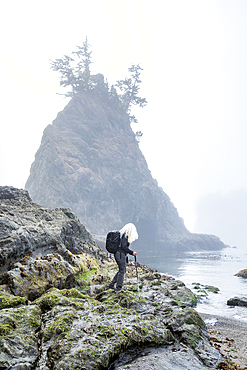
[138,247,247,322]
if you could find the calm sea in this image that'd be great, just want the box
[138,247,247,321]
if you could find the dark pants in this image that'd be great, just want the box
[109,251,126,290]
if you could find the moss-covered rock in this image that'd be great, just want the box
[32,287,91,312]
[205,285,220,294]
[5,252,105,301]
[0,305,41,369]
[0,293,27,309]
[38,290,174,370]
[0,188,222,369]
[192,282,220,301]
[0,263,222,370]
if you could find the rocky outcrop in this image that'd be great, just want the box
[0,186,102,298]
[25,91,226,252]
[235,269,247,278]
[0,186,96,266]
[0,186,223,369]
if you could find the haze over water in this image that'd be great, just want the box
[139,246,247,322]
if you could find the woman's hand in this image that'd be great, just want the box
[133,252,137,257]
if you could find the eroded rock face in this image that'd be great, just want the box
[25,92,226,252]
[0,186,97,269]
[0,186,105,300]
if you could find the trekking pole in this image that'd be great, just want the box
[134,255,139,295]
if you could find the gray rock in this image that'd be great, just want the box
[114,345,217,370]
[8,363,33,370]
[227,296,247,306]
[0,186,98,271]
[235,269,247,278]
[0,305,41,369]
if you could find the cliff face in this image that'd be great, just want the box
[25,91,225,251]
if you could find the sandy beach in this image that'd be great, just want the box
[200,313,247,369]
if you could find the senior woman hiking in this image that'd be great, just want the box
[106,223,138,293]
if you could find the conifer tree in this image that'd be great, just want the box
[72,37,92,91]
[50,37,92,96]
[115,64,147,123]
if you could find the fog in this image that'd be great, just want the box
[194,190,247,249]
[1,0,247,249]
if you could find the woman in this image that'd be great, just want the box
[107,223,138,292]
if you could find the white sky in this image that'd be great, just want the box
[1,0,247,247]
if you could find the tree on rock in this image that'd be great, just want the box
[50,38,147,139]
[115,64,147,123]
[50,37,93,96]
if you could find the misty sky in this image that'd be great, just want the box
[1,0,247,249]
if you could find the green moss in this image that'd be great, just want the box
[32,287,98,313]
[0,295,27,309]
[75,267,104,292]
[43,311,77,341]
[171,296,183,306]
[205,285,220,294]
[33,288,62,310]
[193,285,201,290]
[96,289,142,309]
[61,288,86,299]
[75,255,100,285]
[0,305,41,340]
[97,324,118,338]
[128,285,139,292]
[182,327,202,348]
[184,309,206,328]
[0,323,12,336]
[185,293,197,307]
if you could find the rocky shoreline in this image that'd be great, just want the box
[201,313,247,369]
[0,186,244,369]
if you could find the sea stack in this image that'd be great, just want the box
[26,87,225,252]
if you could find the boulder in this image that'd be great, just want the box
[234,269,247,278]
[227,297,247,307]
[0,186,99,269]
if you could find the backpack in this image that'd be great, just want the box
[105,231,122,254]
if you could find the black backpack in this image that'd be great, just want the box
[106,231,122,254]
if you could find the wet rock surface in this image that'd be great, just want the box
[235,269,247,278]
[0,187,223,369]
[227,297,247,307]
[113,346,213,370]
[192,282,220,301]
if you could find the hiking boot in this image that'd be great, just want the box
[115,288,124,293]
